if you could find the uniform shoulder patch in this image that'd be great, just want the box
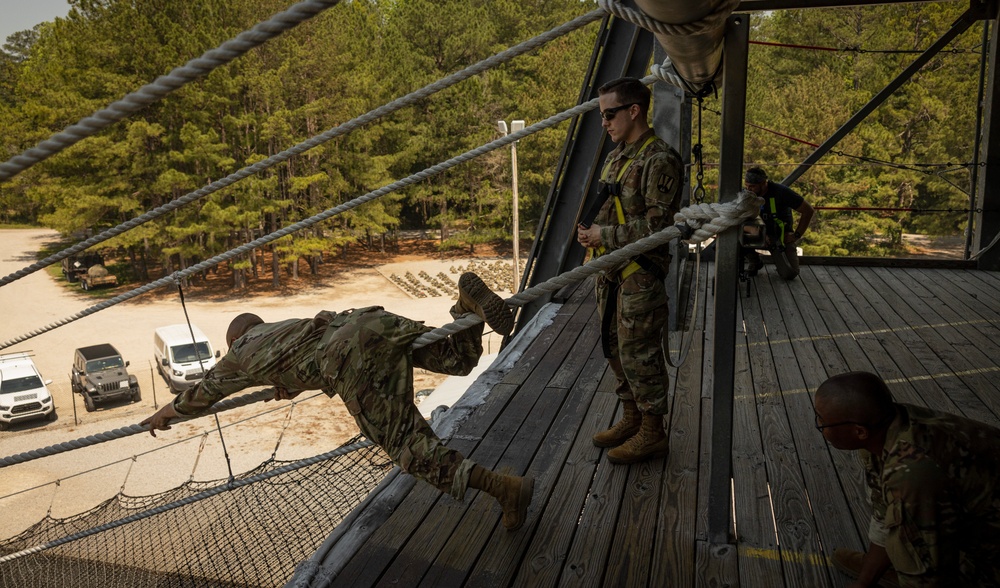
[657,173,675,194]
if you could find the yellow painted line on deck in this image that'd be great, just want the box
[737,366,1000,400]
[742,318,997,349]
[741,546,829,566]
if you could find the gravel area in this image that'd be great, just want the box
[0,228,509,540]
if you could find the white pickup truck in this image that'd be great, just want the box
[0,352,57,430]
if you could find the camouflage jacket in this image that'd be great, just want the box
[862,403,1000,584]
[595,129,684,276]
[173,308,384,416]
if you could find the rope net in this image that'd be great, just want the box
[0,436,390,588]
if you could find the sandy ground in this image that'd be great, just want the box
[0,229,514,540]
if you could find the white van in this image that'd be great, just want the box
[153,324,220,393]
[0,352,56,430]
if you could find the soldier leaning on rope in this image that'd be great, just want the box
[815,371,1000,587]
[575,77,683,465]
[141,272,533,531]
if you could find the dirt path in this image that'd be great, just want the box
[0,229,510,540]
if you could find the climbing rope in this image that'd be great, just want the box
[0,9,605,289]
[0,191,762,468]
[0,0,343,182]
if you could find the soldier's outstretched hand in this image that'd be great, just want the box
[141,403,181,437]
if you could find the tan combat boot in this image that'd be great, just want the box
[606,412,669,464]
[455,272,514,336]
[832,548,899,588]
[469,465,534,531]
[592,399,641,448]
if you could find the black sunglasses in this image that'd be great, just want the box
[599,103,638,121]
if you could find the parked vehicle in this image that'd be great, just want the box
[61,253,105,283]
[71,344,141,412]
[78,264,118,290]
[153,324,219,393]
[0,352,56,430]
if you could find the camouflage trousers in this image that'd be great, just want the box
[596,269,670,415]
[317,307,483,500]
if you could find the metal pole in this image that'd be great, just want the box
[512,142,520,292]
[708,13,748,546]
[967,19,990,260]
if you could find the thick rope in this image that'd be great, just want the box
[597,0,741,37]
[0,0,342,182]
[0,78,620,352]
[0,438,376,564]
[648,56,688,92]
[0,191,760,469]
[0,9,605,289]
[0,388,276,468]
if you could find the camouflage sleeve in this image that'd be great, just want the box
[172,354,255,416]
[881,458,958,582]
[599,150,683,250]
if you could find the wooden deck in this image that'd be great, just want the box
[308,264,1000,587]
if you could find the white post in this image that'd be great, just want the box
[510,120,524,293]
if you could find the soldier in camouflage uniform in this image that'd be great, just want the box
[576,77,684,465]
[815,371,1000,587]
[141,272,534,531]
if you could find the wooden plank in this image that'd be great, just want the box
[740,272,828,586]
[696,541,739,587]
[453,315,610,587]
[766,269,870,550]
[510,370,617,587]
[650,263,708,588]
[731,284,783,586]
[805,266,924,405]
[695,262,718,544]
[378,318,592,586]
[844,267,999,423]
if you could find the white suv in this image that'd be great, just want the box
[0,352,57,430]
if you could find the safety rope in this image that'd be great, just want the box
[0,0,342,182]
[0,9,605,289]
[0,438,377,565]
[0,191,762,468]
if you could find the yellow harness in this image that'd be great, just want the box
[592,135,657,281]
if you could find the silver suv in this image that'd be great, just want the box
[0,352,56,430]
[71,344,141,412]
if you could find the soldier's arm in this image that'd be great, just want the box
[599,151,682,250]
[171,356,255,417]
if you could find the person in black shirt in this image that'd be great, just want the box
[742,167,814,280]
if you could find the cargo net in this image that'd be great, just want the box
[0,436,391,588]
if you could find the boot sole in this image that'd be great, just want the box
[607,439,670,465]
[460,273,514,336]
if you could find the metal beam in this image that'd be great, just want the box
[781,3,983,186]
[708,13,749,546]
[975,10,1000,269]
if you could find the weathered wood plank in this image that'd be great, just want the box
[380,319,593,586]
[731,286,782,587]
[651,262,708,588]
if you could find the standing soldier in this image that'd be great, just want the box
[142,272,533,531]
[576,77,684,464]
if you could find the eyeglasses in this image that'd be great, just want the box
[815,414,866,431]
[599,103,638,121]
[814,413,870,431]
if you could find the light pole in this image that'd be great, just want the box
[498,119,524,293]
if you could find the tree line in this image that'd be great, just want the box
[0,1,982,291]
